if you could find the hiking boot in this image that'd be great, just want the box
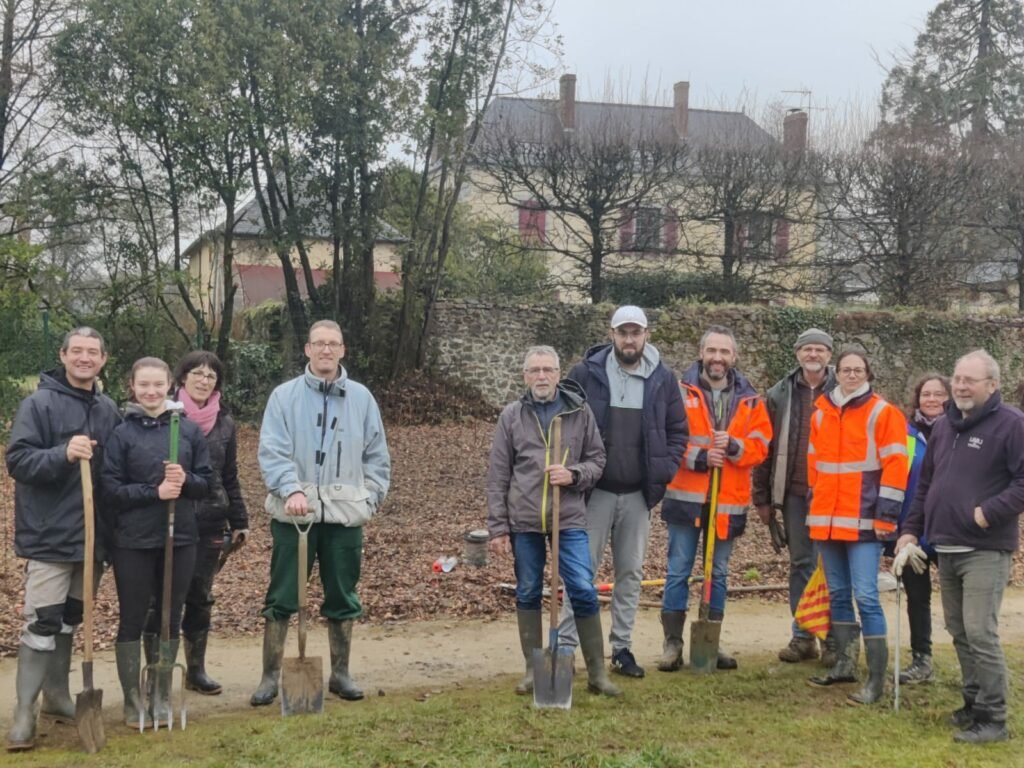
[954,719,1008,744]
[577,614,622,697]
[610,647,644,678]
[5,645,49,752]
[514,609,543,694]
[848,636,887,705]
[115,641,151,729]
[778,636,819,664]
[716,650,738,670]
[40,632,76,722]
[949,701,975,729]
[899,652,934,685]
[250,620,288,706]
[327,619,364,701]
[185,631,222,695]
[656,611,685,672]
[809,622,860,686]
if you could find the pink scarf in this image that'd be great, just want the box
[177,388,221,435]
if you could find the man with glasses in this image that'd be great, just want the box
[898,349,1024,744]
[486,346,620,697]
[250,320,391,707]
[752,329,837,665]
[559,306,687,679]
[6,328,121,752]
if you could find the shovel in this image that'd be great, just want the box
[75,458,105,753]
[532,417,573,709]
[689,466,722,674]
[142,412,188,731]
[894,580,901,712]
[281,519,324,715]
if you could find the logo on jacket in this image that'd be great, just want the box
[968,436,984,450]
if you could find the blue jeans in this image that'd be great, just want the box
[512,529,598,618]
[819,539,886,637]
[662,523,734,616]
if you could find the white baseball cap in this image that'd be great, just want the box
[610,305,648,329]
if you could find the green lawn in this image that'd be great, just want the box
[12,648,1020,768]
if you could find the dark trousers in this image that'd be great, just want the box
[144,538,221,639]
[901,556,934,655]
[113,545,197,642]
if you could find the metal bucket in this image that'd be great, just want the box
[463,529,489,567]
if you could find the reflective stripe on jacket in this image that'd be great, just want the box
[806,390,908,542]
[661,363,772,540]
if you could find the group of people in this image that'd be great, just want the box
[486,305,1023,745]
[6,320,391,752]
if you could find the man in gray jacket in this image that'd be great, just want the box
[487,345,621,697]
[752,328,836,664]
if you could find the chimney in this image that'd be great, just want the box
[673,81,690,138]
[783,110,808,154]
[559,73,576,131]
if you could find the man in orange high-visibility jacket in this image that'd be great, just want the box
[657,325,771,672]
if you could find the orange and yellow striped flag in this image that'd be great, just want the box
[795,556,830,640]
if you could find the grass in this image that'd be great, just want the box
[11,647,1021,768]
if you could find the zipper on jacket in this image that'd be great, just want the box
[530,401,581,534]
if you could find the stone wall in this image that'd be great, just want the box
[430,300,1024,408]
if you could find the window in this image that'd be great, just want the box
[633,206,663,252]
[517,200,546,244]
[735,213,789,260]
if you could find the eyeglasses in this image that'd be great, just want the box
[952,375,991,387]
[838,367,866,376]
[187,370,218,382]
[309,341,344,351]
[524,366,559,376]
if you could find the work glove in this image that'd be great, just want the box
[893,543,928,577]
[767,514,787,554]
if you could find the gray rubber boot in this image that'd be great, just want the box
[848,636,887,705]
[808,622,860,686]
[147,639,180,724]
[577,614,623,697]
[40,632,76,722]
[184,631,222,695]
[5,645,49,752]
[327,619,364,701]
[115,641,150,729]
[820,631,837,668]
[656,611,686,672]
[250,620,289,706]
[515,609,543,694]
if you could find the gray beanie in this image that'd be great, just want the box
[794,328,833,351]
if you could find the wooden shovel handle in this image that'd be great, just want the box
[296,523,311,660]
[701,467,721,606]
[549,418,561,628]
[80,459,95,668]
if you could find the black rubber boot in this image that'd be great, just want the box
[515,609,543,694]
[184,631,222,695]
[5,645,49,752]
[848,636,887,705]
[115,641,151,729]
[656,611,686,672]
[577,614,623,697]
[809,622,860,686]
[250,620,289,706]
[40,633,76,722]
[328,619,364,701]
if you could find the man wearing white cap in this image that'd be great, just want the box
[558,305,687,678]
[752,328,836,664]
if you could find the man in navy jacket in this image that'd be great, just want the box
[898,349,1024,745]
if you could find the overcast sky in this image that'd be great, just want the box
[544,0,938,118]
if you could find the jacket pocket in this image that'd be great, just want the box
[264,482,372,527]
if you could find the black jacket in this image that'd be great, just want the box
[101,405,212,549]
[568,343,687,509]
[7,368,122,561]
[190,407,248,539]
[904,392,1024,552]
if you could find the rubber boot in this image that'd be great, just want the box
[848,636,887,705]
[820,630,837,668]
[327,619,364,701]
[184,631,222,695]
[808,622,860,686]
[250,620,288,706]
[515,609,543,694]
[40,632,76,722]
[707,609,737,670]
[147,638,179,725]
[656,611,686,672]
[115,641,150,729]
[576,614,623,697]
[5,645,49,752]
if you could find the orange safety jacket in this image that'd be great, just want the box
[661,363,772,540]
[806,388,908,542]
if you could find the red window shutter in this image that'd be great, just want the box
[734,220,747,257]
[518,205,531,238]
[518,200,545,244]
[662,207,678,252]
[774,219,790,261]
[619,213,635,250]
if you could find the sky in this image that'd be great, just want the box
[542,0,939,122]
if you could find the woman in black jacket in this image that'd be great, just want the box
[143,351,248,696]
[102,357,211,727]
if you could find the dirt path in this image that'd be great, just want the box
[3,587,1024,727]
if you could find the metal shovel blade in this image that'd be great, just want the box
[531,646,574,709]
[689,619,722,674]
[281,656,324,716]
[74,673,105,754]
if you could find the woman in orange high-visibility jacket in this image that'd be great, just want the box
[807,348,908,705]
